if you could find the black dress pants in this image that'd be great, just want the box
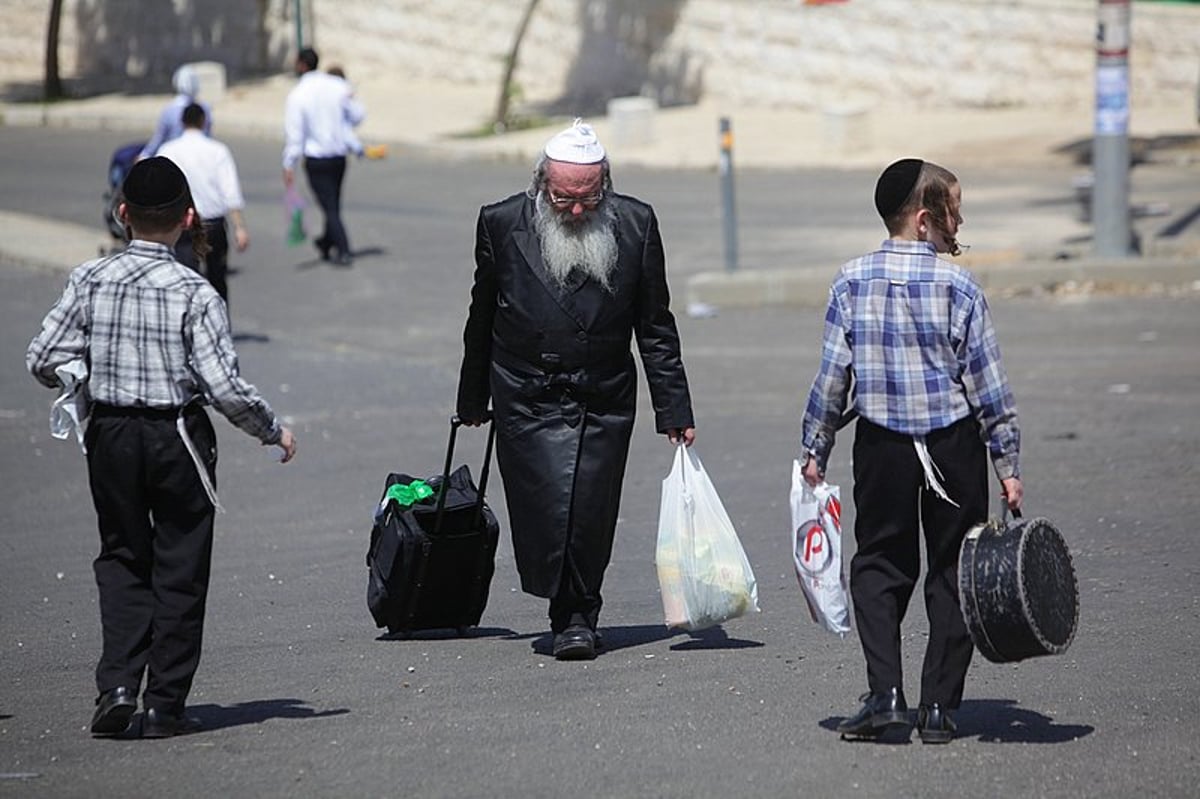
[177,218,230,303]
[304,156,350,257]
[549,548,603,634]
[85,404,216,714]
[850,415,988,708]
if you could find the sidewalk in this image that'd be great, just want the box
[5,73,1198,170]
[2,73,1198,304]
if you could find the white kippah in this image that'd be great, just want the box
[543,118,606,164]
[172,65,199,98]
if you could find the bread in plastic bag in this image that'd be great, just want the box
[656,445,760,631]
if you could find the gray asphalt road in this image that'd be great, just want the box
[2,128,1198,798]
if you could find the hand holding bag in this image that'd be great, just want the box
[790,460,851,636]
[284,185,307,246]
[656,445,760,631]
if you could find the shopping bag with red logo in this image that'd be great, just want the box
[790,460,850,636]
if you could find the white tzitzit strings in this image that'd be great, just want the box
[914,437,959,507]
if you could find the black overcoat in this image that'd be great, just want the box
[456,192,694,598]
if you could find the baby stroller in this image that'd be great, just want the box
[103,140,146,241]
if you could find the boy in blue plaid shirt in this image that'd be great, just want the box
[800,159,1022,744]
[27,157,296,739]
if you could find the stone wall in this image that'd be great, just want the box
[3,0,1197,112]
[0,0,294,96]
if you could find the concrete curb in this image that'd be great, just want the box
[686,253,1200,310]
[0,210,114,273]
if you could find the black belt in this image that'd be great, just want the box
[91,403,199,420]
[491,342,629,376]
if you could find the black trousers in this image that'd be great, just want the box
[549,549,602,634]
[850,415,987,707]
[177,218,230,302]
[304,156,350,257]
[85,404,217,714]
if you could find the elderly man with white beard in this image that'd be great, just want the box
[457,119,695,660]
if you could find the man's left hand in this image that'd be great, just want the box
[234,226,250,252]
[667,427,695,447]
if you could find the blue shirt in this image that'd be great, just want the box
[801,239,1020,479]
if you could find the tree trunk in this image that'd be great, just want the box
[44,0,64,100]
[494,0,541,132]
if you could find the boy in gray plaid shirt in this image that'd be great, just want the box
[27,157,296,738]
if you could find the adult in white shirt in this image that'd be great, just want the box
[282,47,365,267]
[159,104,249,304]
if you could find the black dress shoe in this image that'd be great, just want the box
[333,252,354,267]
[836,687,910,738]
[314,237,331,261]
[91,686,137,736]
[552,624,597,660]
[142,707,202,739]
[917,703,957,744]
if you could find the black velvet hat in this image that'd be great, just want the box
[874,158,924,219]
[121,156,189,209]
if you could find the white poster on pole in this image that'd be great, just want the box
[1095,65,1129,136]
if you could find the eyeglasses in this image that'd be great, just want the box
[546,190,604,208]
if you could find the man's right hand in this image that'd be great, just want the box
[274,426,297,463]
[282,168,294,187]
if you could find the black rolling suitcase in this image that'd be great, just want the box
[366,415,499,635]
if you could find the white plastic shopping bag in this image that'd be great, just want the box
[49,359,90,454]
[656,445,760,631]
[790,460,850,636]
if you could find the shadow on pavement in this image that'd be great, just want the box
[1159,202,1200,238]
[957,698,1094,743]
[815,698,1094,745]
[188,698,350,732]
[231,332,270,344]
[376,625,518,642]
[670,625,764,651]
[292,246,388,271]
[517,623,681,657]
[517,623,762,657]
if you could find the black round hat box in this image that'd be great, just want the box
[958,514,1079,663]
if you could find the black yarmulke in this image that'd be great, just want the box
[122,156,188,209]
[874,158,924,219]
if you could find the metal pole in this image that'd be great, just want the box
[295,0,305,50]
[718,117,738,273]
[1092,0,1133,257]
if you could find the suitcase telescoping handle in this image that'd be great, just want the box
[433,412,496,535]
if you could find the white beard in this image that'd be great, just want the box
[533,193,619,293]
